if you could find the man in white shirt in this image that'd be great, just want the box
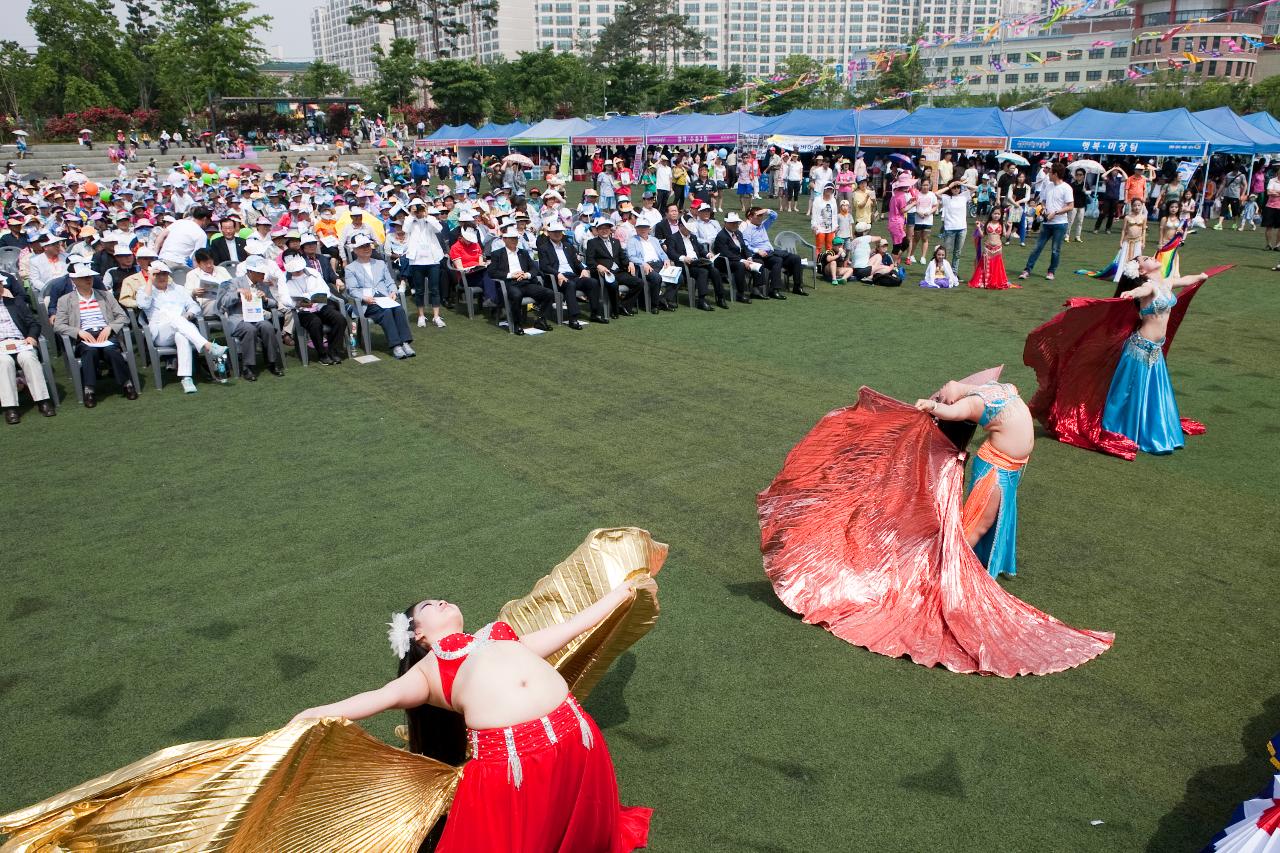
[692,204,721,248]
[339,208,378,263]
[655,156,673,211]
[489,228,554,334]
[635,193,662,228]
[170,186,195,215]
[156,206,211,268]
[188,248,232,317]
[807,156,833,216]
[1020,162,1074,281]
[27,233,68,295]
[135,262,228,394]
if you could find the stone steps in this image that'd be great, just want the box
[2,143,380,184]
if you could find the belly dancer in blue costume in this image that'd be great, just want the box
[1103,256,1209,455]
[917,378,1034,579]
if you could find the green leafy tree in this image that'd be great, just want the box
[757,55,845,115]
[597,58,664,114]
[122,0,160,110]
[369,38,425,114]
[26,0,134,114]
[422,58,493,124]
[1249,75,1280,114]
[488,50,592,120]
[151,0,271,121]
[650,65,729,114]
[287,61,355,98]
[0,41,38,121]
[593,0,706,69]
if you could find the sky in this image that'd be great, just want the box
[11,0,320,59]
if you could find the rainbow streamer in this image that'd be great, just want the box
[1155,227,1186,277]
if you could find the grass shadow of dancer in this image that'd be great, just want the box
[1145,692,1280,852]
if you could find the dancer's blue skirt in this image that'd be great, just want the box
[1102,333,1185,455]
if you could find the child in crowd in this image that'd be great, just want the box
[1240,193,1260,230]
[920,246,959,289]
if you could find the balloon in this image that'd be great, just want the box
[202,163,216,174]
[202,173,215,185]
[183,161,194,171]
[227,177,239,190]
[83,181,98,196]
[99,190,111,201]
[230,169,241,177]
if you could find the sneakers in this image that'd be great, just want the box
[907,255,916,264]
[402,343,416,357]
[209,343,229,359]
[417,315,428,327]
[432,315,446,328]
[1074,237,1084,243]
[1046,272,1055,280]
[1018,270,1029,280]
[391,344,407,359]
[181,377,197,394]
[1213,222,1223,231]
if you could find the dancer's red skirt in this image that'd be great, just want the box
[437,695,652,853]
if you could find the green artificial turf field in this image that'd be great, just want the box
[1,196,1277,852]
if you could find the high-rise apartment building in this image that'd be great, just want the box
[533,0,1010,76]
[310,0,396,83]
[314,0,537,76]
[393,0,538,63]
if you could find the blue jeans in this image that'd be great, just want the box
[409,263,441,308]
[364,303,412,347]
[1023,222,1067,275]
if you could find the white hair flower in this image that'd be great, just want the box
[1122,259,1140,279]
[387,612,413,659]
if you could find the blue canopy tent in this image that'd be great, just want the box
[1191,107,1280,154]
[571,115,672,146]
[1243,112,1280,141]
[424,124,462,142]
[1009,109,1239,157]
[749,109,846,149]
[423,124,478,147]
[644,113,767,146]
[860,108,1015,150]
[454,121,530,147]
[750,108,908,147]
[1001,107,1059,137]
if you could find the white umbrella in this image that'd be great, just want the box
[997,151,1029,166]
[1073,159,1105,175]
[79,129,92,135]
[12,129,27,136]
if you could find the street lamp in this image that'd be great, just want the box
[604,79,612,114]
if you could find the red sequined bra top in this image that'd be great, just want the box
[433,621,520,707]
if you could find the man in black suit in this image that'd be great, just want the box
[487,228,554,335]
[664,214,727,310]
[713,212,767,301]
[654,204,682,243]
[584,220,645,317]
[536,221,606,328]
[209,215,248,266]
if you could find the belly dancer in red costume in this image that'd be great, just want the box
[759,371,1113,677]
[292,583,654,853]
[0,529,661,853]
